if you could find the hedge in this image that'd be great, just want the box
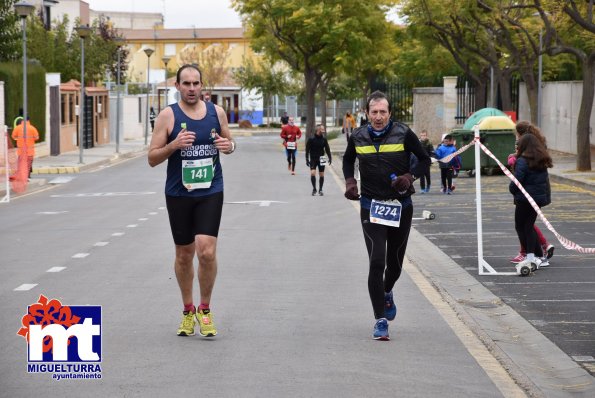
[0,62,46,142]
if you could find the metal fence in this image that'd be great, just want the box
[370,79,414,124]
[455,75,521,124]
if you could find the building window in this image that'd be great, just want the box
[165,43,176,56]
[69,94,75,124]
[61,94,66,125]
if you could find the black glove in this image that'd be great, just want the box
[306,160,310,167]
[344,177,360,200]
[391,173,414,195]
[328,158,332,165]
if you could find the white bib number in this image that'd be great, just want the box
[286,141,296,150]
[182,158,214,190]
[319,156,327,166]
[370,199,402,227]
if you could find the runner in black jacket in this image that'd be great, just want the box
[305,124,332,196]
[342,91,431,341]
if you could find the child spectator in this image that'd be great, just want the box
[433,134,461,194]
[418,130,434,193]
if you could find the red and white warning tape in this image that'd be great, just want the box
[435,138,595,254]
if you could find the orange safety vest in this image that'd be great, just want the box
[11,121,39,157]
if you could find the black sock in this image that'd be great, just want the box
[311,175,316,189]
[319,177,324,191]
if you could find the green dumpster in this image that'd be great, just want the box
[462,107,508,130]
[450,113,516,176]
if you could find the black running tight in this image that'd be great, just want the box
[514,201,543,257]
[360,204,413,319]
[286,149,296,171]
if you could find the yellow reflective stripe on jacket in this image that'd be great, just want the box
[356,144,404,154]
[356,146,377,154]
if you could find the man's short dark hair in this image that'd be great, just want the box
[366,90,391,113]
[176,64,203,84]
[444,134,453,140]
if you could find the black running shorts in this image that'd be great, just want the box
[309,160,326,172]
[165,191,224,245]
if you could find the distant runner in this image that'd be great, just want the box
[305,124,332,196]
[280,116,302,175]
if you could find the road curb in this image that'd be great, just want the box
[549,174,594,191]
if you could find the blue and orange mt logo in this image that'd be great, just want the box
[17,295,101,363]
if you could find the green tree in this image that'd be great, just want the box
[537,0,595,170]
[233,0,397,136]
[97,15,130,83]
[26,14,125,84]
[0,0,20,62]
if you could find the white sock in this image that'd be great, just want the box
[526,253,535,262]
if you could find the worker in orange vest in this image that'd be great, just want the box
[12,117,40,179]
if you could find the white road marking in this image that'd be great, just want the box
[225,200,287,207]
[48,176,74,184]
[47,267,67,273]
[149,212,157,215]
[51,191,156,198]
[14,284,37,291]
[112,232,125,237]
[94,242,109,247]
[138,218,148,221]
[72,253,90,258]
[35,211,69,215]
[127,224,138,228]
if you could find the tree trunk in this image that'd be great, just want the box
[304,67,319,139]
[520,67,539,124]
[576,58,594,171]
[319,80,328,132]
[498,70,513,112]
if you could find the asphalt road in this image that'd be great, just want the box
[0,136,523,397]
[408,166,595,376]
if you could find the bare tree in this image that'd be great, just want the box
[178,44,230,91]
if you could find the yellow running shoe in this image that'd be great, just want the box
[196,309,217,337]
[177,311,196,336]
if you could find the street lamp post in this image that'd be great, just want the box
[143,48,154,146]
[114,37,125,154]
[14,1,35,162]
[76,25,91,164]
[161,56,171,110]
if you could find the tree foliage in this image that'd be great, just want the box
[397,0,594,170]
[0,0,20,62]
[233,0,397,136]
[536,0,595,170]
[25,14,127,84]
